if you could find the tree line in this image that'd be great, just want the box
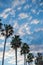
[0,19,43,65]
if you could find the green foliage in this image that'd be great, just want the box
[20,43,30,55]
[11,35,22,49]
[1,23,14,65]
[11,35,22,65]
[27,53,34,63]
[1,24,14,38]
[35,53,43,65]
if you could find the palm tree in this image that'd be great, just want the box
[20,43,30,65]
[10,35,22,65]
[27,53,34,65]
[1,24,13,65]
[35,53,43,65]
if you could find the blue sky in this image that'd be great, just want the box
[0,0,43,65]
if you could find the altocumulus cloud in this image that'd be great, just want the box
[0,8,11,19]
[31,19,40,24]
[18,13,29,19]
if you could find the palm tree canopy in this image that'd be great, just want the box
[36,53,42,62]
[37,53,42,57]
[11,35,22,49]
[35,53,43,65]
[27,53,34,63]
[20,43,30,55]
[1,24,14,38]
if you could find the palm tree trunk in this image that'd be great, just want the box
[2,37,7,65]
[28,63,30,65]
[24,54,26,65]
[15,48,17,65]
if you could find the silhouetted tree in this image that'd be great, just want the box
[27,53,34,65]
[35,53,43,65]
[11,35,22,65]
[20,43,30,65]
[1,24,13,65]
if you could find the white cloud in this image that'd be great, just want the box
[12,0,26,9]
[0,42,11,61]
[0,42,10,52]
[31,19,39,24]
[8,54,24,65]
[31,9,36,14]
[30,49,43,53]
[30,44,43,53]
[17,23,31,36]
[18,60,24,65]
[0,42,4,48]
[25,23,31,34]
[0,48,15,61]
[17,25,25,36]
[0,44,24,65]
[35,28,43,32]
[7,48,24,65]
[13,22,31,36]
[17,7,21,10]
[13,22,19,29]
[0,52,3,61]
[0,8,15,19]
[0,13,8,19]
[4,8,11,13]
[18,13,29,19]
[0,8,11,18]
[0,34,4,40]
[26,27,31,34]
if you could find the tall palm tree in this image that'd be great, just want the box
[35,53,42,65]
[1,24,13,65]
[27,53,34,65]
[11,35,22,65]
[20,43,30,65]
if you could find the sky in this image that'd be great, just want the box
[0,0,43,65]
